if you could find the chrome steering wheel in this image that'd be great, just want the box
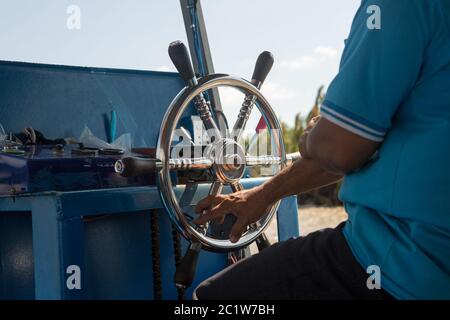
[156,74,286,251]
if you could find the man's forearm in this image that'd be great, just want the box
[258,157,342,204]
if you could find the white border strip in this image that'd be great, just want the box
[321,112,384,142]
[321,104,385,137]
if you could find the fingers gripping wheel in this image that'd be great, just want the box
[157,75,286,252]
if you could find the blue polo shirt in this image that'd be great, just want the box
[321,0,450,299]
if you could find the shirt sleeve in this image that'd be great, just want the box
[322,0,439,141]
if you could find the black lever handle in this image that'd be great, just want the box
[168,41,196,85]
[174,243,201,289]
[114,157,159,177]
[251,51,274,87]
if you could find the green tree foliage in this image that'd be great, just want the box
[282,85,325,153]
[307,85,324,123]
[281,85,341,206]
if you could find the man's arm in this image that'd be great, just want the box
[256,116,380,203]
[301,117,380,175]
[194,116,379,242]
[256,157,342,203]
[194,156,341,242]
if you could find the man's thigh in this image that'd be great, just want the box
[194,223,393,300]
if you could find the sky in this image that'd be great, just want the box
[0,0,360,130]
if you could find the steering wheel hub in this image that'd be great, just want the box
[208,138,246,183]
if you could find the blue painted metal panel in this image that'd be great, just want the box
[277,196,300,240]
[0,186,298,299]
[83,211,155,299]
[30,196,66,299]
[0,61,185,147]
[0,212,35,299]
[0,188,230,300]
[0,194,299,300]
[0,61,300,299]
[0,145,150,195]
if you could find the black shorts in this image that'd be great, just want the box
[194,223,394,300]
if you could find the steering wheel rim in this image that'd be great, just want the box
[156,75,286,251]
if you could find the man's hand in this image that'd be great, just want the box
[193,186,274,243]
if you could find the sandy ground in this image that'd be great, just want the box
[265,205,348,243]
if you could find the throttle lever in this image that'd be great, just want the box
[169,41,221,140]
[168,40,197,86]
[236,51,275,253]
[174,242,201,290]
[251,51,274,89]
[233,51,274,141]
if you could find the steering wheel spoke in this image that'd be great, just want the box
[230,181,244,192]
[209,180,224,195]
[167,155,283,171]
[245,155,282,167]
[169,157,213,170]
[232,94,257,142]
[168,153,297,171]
[197,180,224,234]
[193,93,222,142]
